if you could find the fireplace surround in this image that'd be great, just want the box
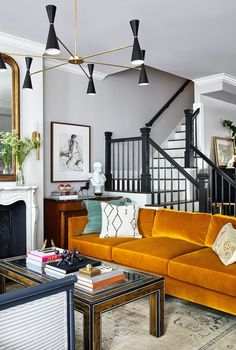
[0,186,38,253]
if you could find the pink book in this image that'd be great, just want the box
[27,248,63,262]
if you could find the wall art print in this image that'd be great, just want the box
[213,136,234,167]
[51,122,91,182]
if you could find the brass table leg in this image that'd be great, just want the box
[0,275,6,294]
[84,308,101,350]
[149,287,164,337]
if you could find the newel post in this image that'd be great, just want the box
[197,173,210,213]
[104,131,112,191]
[140,127,151,192]
[184,109,195,168]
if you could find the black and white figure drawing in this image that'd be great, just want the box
[51,122,91,182]
[59,134,83,171]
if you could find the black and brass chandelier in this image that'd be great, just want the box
[0,0,149,94]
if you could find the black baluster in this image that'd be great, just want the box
[122,142,125,191]
[127,141,130,191]
[184,109,194,168]
[105,132,112,190]
[140,127,151,192]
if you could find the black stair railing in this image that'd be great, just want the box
[105,127,209,213]
[146,80,191,127]
[184,109,236,216]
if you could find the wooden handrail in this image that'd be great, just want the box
[146,79,191,127]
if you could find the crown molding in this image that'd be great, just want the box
[0,32,44,53]
[194,73,236,87]
[44,59,107,80]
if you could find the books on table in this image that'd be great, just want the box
[76,266,125,292]
[45,255,101,276]
[50,191,78,200]
[26,247,63,272]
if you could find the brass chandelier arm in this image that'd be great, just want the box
[85,60,141,70]
[30,62,69,76]
[74,0,78,55]
[82,44,133,60]
[2,52,68,60]
[78,64,90,79]
[57,37,75,57]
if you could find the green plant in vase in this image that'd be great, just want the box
[0,131,13,174]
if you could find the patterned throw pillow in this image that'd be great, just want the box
[212,223,236,266]
[82,198,127,234]
[99,203,142,238]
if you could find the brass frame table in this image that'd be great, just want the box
[0,256,164,350]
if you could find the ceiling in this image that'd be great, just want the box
[1,0,236,79]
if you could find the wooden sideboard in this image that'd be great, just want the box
[44,197,121,249]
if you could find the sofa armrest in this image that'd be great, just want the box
[68,216,88,249]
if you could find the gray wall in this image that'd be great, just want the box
[44,66,193,196]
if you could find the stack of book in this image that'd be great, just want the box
[45,256,101,278]
[26,248,63,273]
[50,190,78,200]
[76,266,125,292]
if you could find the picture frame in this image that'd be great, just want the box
[213,136,234,167]
[51,121,91,182]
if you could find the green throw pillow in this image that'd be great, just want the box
[83,198,128,234]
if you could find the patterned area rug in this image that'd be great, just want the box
[6,283,236,349]
[75,296,236,350]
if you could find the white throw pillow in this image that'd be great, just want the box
[99,203,142,238]
[212,223,236,266]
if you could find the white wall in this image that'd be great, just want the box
[0,35,44,247]
[44,66,193,196]
[194,75,236,159]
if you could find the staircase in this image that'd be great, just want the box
[104,81,236,215]
[148,118,199,210]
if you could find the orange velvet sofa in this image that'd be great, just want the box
[68,208,236,316]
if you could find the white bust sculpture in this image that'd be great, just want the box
[88,161,106,194]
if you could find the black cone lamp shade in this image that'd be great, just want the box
[139,65,149,86]
[23,57,33,90]
[45,5,60,55]
[139,50,149,86]
[0,53,7,72]
[87,64,96,95]
[130,19,144,66]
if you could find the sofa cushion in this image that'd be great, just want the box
[212,223,236,266]
[69,234,136,261]
[138,208,157,237]
[168,248,236,297]
[205,214,236,247]
[100,203,142,238]
[152,209,211,246]
[82,197,127,234]
[112,237,203,275]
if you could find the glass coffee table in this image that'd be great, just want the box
[0,256,164,350]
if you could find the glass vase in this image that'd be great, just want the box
[3,164,11,174]
[16,164,25,186]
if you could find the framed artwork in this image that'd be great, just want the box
[213,136,234,167]
[51,122,91,182]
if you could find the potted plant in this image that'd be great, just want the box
[0,130,40,185]
[0,131,13,174]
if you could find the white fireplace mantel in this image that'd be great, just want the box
[0,186,38,252]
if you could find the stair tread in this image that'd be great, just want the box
[175,130,186,133]
[152,178,186,180]
[168,139,186,142]
[152,189,185,193]
[150,166,197,169]
[163,147,185,150]
[146,199,197,207]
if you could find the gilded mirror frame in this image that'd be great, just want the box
[0,54,20,181]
